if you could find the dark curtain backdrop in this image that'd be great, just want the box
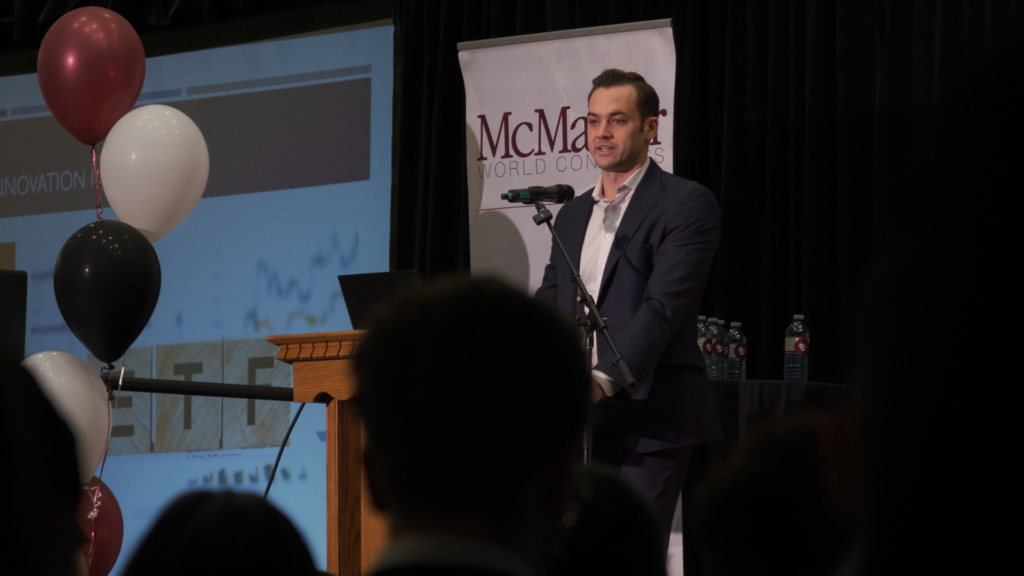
[392,0,1021,385]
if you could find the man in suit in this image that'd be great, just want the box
[535,69,723,549]
[355,278,591,576]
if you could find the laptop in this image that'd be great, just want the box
[338,271,420,330]
[0,270,27,364]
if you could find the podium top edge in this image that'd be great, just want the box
[266,330,368,346]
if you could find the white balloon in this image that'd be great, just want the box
[22,352,111,484]
[101,104,209,243]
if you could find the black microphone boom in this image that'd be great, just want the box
[501,184,575,204]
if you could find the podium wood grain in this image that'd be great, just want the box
[267,330,387,576]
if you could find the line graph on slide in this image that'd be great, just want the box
[245,232,359,333]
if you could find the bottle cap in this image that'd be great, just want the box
[793,314,804,320]
[730,322,741,327]
[698,316,706,321]
[717,319,725,324]
[708,317,718,322]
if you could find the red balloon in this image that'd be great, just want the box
[76,477,125,576]
[37,7,145,145]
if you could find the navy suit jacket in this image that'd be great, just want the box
[535,161,722,452]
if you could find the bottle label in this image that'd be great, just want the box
[713,339,729,358]
[700,337,712,356]
[795,337,809,356]
[731,342,748,360]
[785,337,810,356]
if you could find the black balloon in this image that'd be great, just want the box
[54,220,161,364]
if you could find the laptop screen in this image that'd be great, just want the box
[338,271,419,330]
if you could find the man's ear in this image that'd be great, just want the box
[363,447,391,514]
[645,116,659,143]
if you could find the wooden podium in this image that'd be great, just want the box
[266,330,388,576]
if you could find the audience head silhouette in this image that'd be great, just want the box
[356,277,590,569]
[552,464,666,576]
[121,491,316,576]
[2,359,83,576]
[693,413,855,576]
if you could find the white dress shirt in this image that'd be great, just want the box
[581,157,651,396]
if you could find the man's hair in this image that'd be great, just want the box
[553,465,665,576]
[2,360,81,576]
[355,277,589,521]
[588,69,660,124]
[122,492,316,576]
[693,413,854,576]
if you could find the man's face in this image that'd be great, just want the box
[587,85,658,174]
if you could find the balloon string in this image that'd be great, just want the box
[85,483,100,567]
[99,366,123,479]
[87,366,123,567]
[92,145,104,220]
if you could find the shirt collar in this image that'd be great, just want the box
[373,535,534,576]
[594,156,651,204]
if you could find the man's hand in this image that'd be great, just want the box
[590,378,607,403]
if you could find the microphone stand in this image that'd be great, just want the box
[578,294,595,465]
[532,200,636,465]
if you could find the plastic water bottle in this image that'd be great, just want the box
[697,316,711,374]
[714,319,730,380]
[783,314,810,382]
[703,318,718,363]
[726,322,748,381]
[705,318,721,378]
[708,319,728,380]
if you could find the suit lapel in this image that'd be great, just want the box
[598,162,666,301]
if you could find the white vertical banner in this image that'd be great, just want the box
[459,20,675,294]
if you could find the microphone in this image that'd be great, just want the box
[500,184,575,204]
